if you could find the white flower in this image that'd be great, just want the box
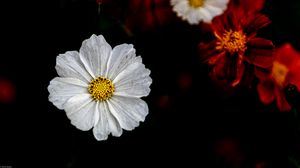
[171,0,229,24]
[48,34,152,141]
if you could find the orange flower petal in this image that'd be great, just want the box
[247,38,274,48]
[231,60,245,87]
[213,53,227,79]
[245,38,274,68]
[286,70,300,91]
[275,43,300,67]
[245,14,271,36]
[275,86,291,112]
[257,80,275,104]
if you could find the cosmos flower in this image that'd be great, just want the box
[199,0,274,86]
[257,43,300,112]
[170,0,229,25]
[48,34,152,140]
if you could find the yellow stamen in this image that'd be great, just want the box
[272,61,289,86]
[88,76,114,101]
[188,0,204,8]
[215,30,247,54]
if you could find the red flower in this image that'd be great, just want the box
[215,138,244,167]
[199,0,274,87]
[228,0,266,13]
[257,43,300,112]
[0,78,15,104]
[125,0,174,31]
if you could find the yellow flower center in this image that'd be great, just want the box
[188,0,204,8]
[272,61,289,86]
[88,76,114,101]
[216,30,247,54]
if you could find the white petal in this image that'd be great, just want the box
[198,8,213,23]
[173,1,190,19]
[64,94,96,131]
[107,47,141,81]
[93,102,122,140]
[205,0,229,9]
[56,51,92,83]
[106,104,123,137]
[186,9,202,24]
[107,96,148,131]
[79,34,112,78]
[48,77,88,110]
[106,44,135,78]
[113,62,152,98]
[92,102,109,140]
[170,0,183,5]
[204,4,223,18]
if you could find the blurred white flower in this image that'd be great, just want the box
[171,0,229,24]
[48,34,152,141]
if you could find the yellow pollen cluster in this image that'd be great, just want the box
[88,76,114,101]
[272,61,289,86]
[216,30,247,54]
[188,0,204,8]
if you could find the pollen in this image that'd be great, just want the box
[272,61,289,86]
[88,76,114,101]
[188,0,204,8]
[216,30,247,54]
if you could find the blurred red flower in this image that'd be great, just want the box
[257,43,300,112]
[228,0,266,12]
[157,95,171,109]
[199,0,274,87]
[0,78,15,104]
[177,72,192,92]
[215,137,244,167]
[125,0,174,31]
[255,162,267,168]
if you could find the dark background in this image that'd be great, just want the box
[0,0,300,167]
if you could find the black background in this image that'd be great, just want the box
[1,0,300,167]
